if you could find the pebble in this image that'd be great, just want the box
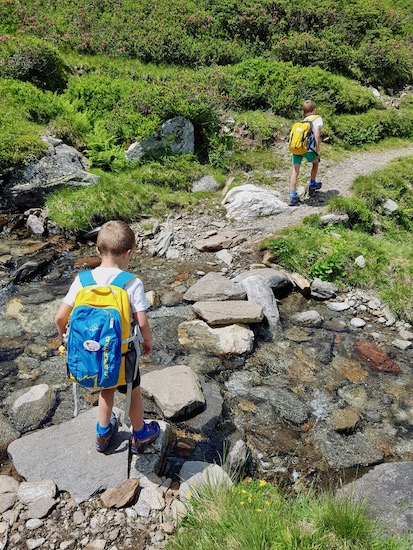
[350,318,366,328]
[392,339,412,350]
[26,518,44,530]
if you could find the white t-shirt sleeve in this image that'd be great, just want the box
[62,275,82,308]
[312,116,323,129]
[127,278,148,313]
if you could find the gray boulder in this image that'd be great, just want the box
[8,384,56,433]
[5,137,99,211]
[233,268,291,292]
[192,300,263,326]
[239,275,281,336]
[125,116,194,161]
[290,310,324,327]
[183,272,246,302]
[222,184,288,220]
[192,176,219,193]
[178,320,254,356]
[337,462,413,535]
[311,278,338,300]
[179,462,232,503]
[141,365,205,419]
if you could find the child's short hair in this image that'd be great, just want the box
[303,99,316,114]
[97,220,136,256]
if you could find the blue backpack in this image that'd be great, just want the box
[66,270,142,422]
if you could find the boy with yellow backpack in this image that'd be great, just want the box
[288,99,323,206]
[55,220,160,454]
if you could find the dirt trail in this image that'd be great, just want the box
[229,144,413,244]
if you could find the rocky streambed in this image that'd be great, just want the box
[1,211,413,548]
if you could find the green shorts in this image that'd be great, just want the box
[291,152,317,165]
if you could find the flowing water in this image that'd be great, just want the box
[1,224,413,492]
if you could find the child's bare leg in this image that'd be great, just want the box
[98,388,116,426]
[310,158,320,181]
[290,164,301,193]
[129,386,144,432]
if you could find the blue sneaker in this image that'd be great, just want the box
[95,413,118,453]
[131,421,160,454]
[309,181,322,197]
[288,195,302,206]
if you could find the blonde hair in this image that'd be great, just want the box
[96,220,136,256]
[303,99,317,115]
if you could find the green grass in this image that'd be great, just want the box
[167,478,409,549]
[46,157,218,230]
[265,156,413,322]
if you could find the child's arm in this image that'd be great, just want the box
[55,302,73,340]
[314,124,321,159]
[133,310,152,355]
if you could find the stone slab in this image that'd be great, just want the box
[8,408,130,502]
[192,301,263,326]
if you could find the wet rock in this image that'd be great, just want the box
[160,291,182,307]
[0,413,20,459]
[311,426,383,468]
[239,275,281,336]
[192,300,263,326]
[183,272,246,302]
[6,297,61,336]
[327,409,360,433]
[233,268,291,293]
[222,184,288,220]
[192,176,219,193]
[141,365,205,419]
[184,376,223,436]
[178,320,254,356]
[129,420,171,481]
[26,214,46,236]
[100,479,140,509]
[11,257,54,283]
[248,386,310,425]
[284,327,313,342]
[337,386,368,409]
[9,384,56,433]
[354,340,401,374]
[73,257,101,269]
[194,230,245,252]
[290,310,323,327]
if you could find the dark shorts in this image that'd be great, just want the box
[117,344,141,393]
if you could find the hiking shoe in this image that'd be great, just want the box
[95,413,118,453]
[308,181,322,197]
[131,421,160,455]
[288,195,302,206]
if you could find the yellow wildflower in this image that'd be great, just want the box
[240,501,245,506]
[241,489,247,494]
[256,509,263,513]
[247,497,252,503]
[259,480,267,487]
[265,501,270,506]
[187,492,192,498]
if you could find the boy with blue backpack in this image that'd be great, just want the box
[288,99,323,206]
[55,220,160,454]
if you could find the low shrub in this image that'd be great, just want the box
[0,35,69,92]
[327,197,376,233]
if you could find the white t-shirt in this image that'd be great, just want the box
[63,266,148,315]
[304,114,323,129]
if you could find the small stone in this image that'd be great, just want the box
[73,510,86,525]
[399,329,413,341]
[26,518,44,530]
[392,339,412,350]
[327,302,351,312]
[350,318,366,328]
[100,479,140,509]
[60,540,75,550]
[27,539,46,550]
[160,522,175,535]
[354,255,366,268]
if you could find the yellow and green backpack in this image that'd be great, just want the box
[288,115,319,155]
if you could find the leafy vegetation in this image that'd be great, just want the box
[167,478,409,549]
[266,157,413,321]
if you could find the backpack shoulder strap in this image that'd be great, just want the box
[306,115,320,123]
[111,271,137,290]
[79,270,96,288]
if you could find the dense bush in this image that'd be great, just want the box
[0,35,69,91]
[330,107,413,147]
[2,0,412,89]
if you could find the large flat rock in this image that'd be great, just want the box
[183,272,246,302]
[7,408,169,502]
[337,462,413,535]
[192,301,263,326]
